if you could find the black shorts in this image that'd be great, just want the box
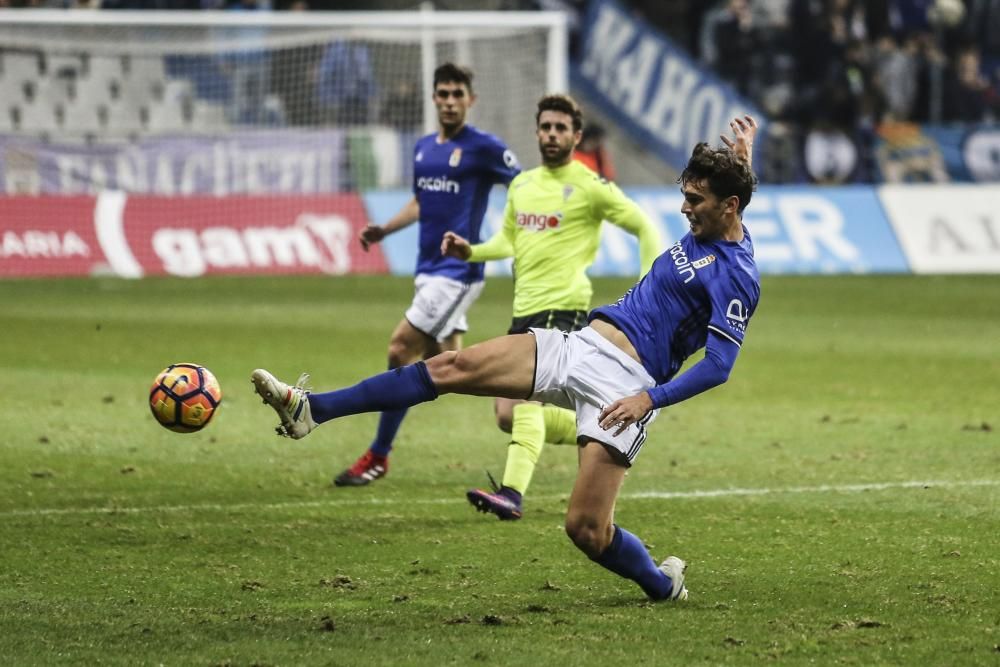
[508,309,588,335]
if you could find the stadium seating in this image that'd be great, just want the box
[16,97,61,135]
[0,49,216,137]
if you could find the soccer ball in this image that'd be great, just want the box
[149,363,222,433]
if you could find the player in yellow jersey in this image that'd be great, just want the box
[441,94,661,520]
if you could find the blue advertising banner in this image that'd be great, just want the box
[631,186,909,274]
[364,185,909,277]
[572,0,765,172]
[0,131,345,195]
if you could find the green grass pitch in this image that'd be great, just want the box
[1,274,998,666]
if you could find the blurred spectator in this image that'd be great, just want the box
[532,0,587,59]
[890,0,935,37]
[757,121,802,183]
[574,122,617,180]
[841,39,886,128]
[789,0,844,91]
[802,121,860,184]
[101,0,198,7]
[628,1,705,55]
[379,78,421,131]
[873,35,920,120]
[943,45,995,121]
[101,0,199,8]
[269,0,322,125]
[701,0,756,97]
[750,0,793,29]
[316,39,378,126]
[217,0,271,125]
[963,0,1000,58]
[909,31,949,121]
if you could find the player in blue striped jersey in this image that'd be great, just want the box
[334,63,519,487]
[253,117,759,601]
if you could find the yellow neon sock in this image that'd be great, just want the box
[502,402,545,495]
[543,405,577,445]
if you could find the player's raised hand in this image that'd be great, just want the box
[598,392,654,437]
[358,224,387,252]
[721,115,757,167]
[440,231,472,260]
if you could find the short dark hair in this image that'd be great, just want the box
[433,63,474,93]
[679,143,757,214]
[535,94,583,132]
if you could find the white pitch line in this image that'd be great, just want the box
[627,478,1000,499]
[1,479,997,520]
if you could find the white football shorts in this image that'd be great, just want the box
[405,274,485,343]
[529,326,659,465]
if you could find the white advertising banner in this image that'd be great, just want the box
[879,185,1000,274]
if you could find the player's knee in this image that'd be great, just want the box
[495,413,512,433]
[564,513,611,558]
[494,405,513,433]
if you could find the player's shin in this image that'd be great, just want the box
[309,362,438,423]
[591,525,675,601]
[369,409,408,456]
[502,402,545,495]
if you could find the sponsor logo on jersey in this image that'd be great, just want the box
[692,254,715,269]
[563,185,574,201]
[449,148,462,167]
[417,176,460,194]
[668,241,695,283]
[516,211,562,231]
[726,298,748,334]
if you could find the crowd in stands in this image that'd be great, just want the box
[532,0,999,181]
[1,0,998,182]
[588,0,1000,182]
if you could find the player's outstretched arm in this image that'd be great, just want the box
[647,333,739,410]
[464,227,515,263]
[599,333,741,435]
[595,182,662,276]
[720,115,757,167]
[359,196,420,251]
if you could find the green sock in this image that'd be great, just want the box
[502,402,545,495]
[543,405,577,445]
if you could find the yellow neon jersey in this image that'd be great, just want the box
[468,160,660,317]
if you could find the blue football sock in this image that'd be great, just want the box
[369,408,408,457]
[308,362,438,424]
[592,525,673,600]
